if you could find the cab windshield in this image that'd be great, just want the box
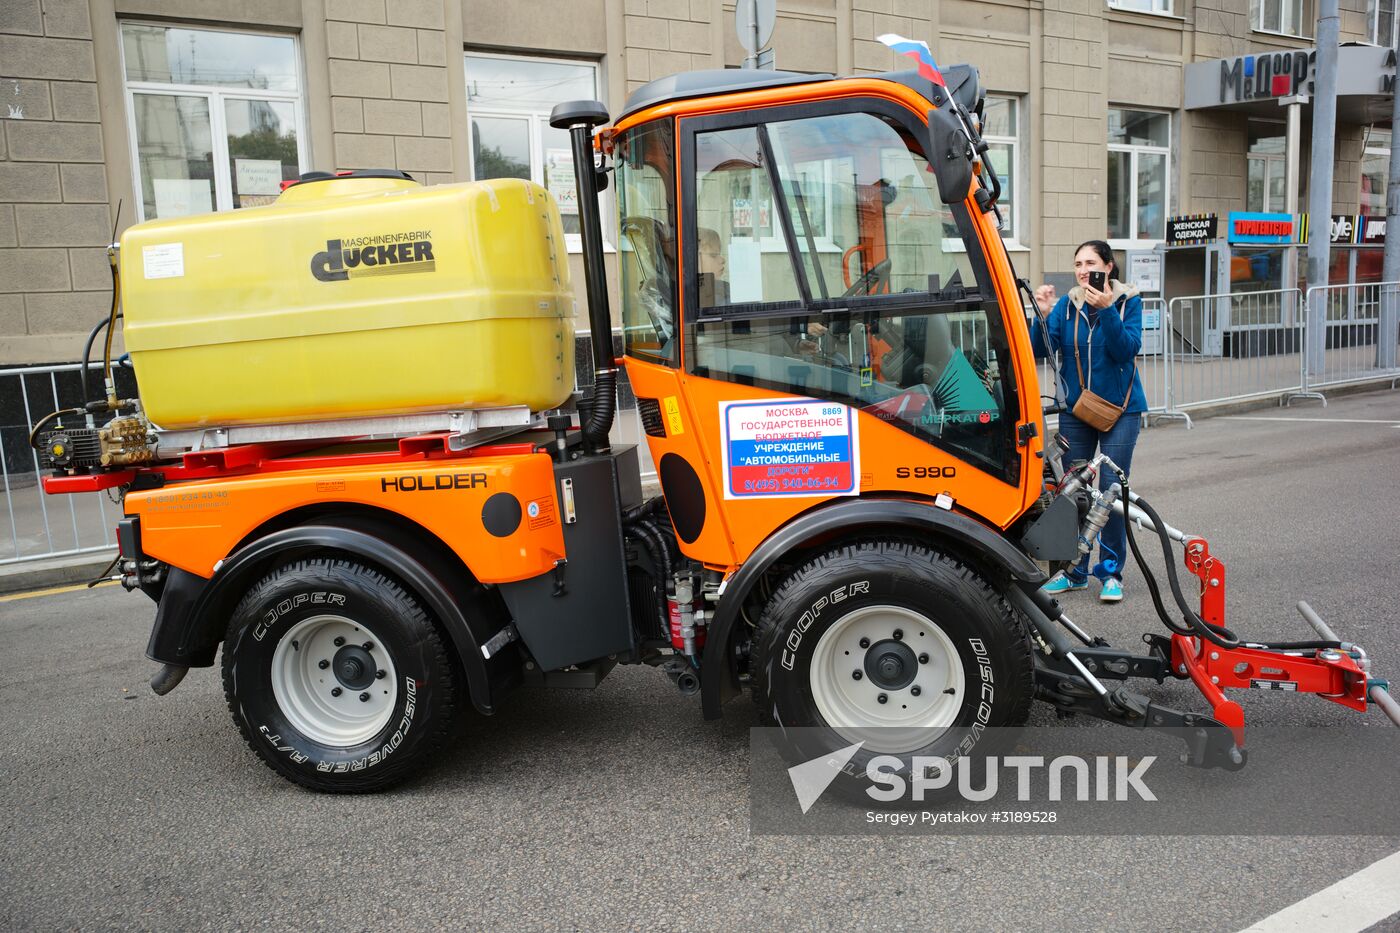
[684,105,1021,484]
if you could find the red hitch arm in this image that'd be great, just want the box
[1170,535,1373,748]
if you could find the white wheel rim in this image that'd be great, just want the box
[270,615,398,748]
[808,604,966,754]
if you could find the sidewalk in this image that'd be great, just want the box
[2,379,1393,596]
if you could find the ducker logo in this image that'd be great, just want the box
[311,231,436,282]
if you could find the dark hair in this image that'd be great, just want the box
[1074,239,1116,278]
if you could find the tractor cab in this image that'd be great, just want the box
[566,68,1043,573]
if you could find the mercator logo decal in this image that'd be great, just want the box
[311,231,435,282]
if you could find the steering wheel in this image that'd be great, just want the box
[842,258,892,298]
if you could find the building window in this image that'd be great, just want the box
[1247,120,1287,213]
[120,23,307,221]
[1361,127,1390,218]
[1253,0,1309,34]
[1108,0,1172,14]
[981,96,1021,243]
[1370,0,1398,46]
[1107,108,1170,242]
[465,53,600,246]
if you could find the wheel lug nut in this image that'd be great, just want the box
[911,686,922,696]
[363,642,374,652]
[318,659,329,670]
[333,636,345,647]
[877,693,888,704]
[893,629,903,640]
[859,637,870,649]
[359,692,370,702]
[918,653,929,664]
[375,669,386,679]
[330,687,342,697]
[852,670,863,680]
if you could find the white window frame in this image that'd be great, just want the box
[1107,0,1173,16]
[1107,108,1171,248]
[1247,119,1288,213]
[465,51,605,253]
[118,21,310,223]
[981,95,1023,249]
[1361,127,1390,216]
[1370,0,1398,45]
[1252,0,1311,37]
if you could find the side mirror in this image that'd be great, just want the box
[926,106,973,205]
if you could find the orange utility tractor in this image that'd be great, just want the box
[37,63,1398,791]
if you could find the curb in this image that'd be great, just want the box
[1144,378,1399,427]
[0,552,117,596]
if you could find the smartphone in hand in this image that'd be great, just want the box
[1087,271,1107,292]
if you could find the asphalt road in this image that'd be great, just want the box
[3,391,1399,931]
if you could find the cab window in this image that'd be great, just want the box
[683,104,1020,483]
[616,119,678,365]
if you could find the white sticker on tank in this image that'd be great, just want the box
[143,243,184,279]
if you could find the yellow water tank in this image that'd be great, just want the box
[120,174,576,429]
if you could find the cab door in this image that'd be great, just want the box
[621,95,1035,569]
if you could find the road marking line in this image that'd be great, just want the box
[1237,848,1400,932]
[1221,416,1400,425]
[0,579,118,602]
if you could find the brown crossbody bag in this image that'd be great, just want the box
[1070,301,1135,432]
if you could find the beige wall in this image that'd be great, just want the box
[0,0,1390,364]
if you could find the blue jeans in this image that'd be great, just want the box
[1057,410,1142,583]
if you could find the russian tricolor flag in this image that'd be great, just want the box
[877,34,946,87]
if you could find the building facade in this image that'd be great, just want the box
[0,0,1394,365]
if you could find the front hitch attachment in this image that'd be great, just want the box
[1031,651,1245,770]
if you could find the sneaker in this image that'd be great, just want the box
[1041,573,1088,595]
[1100,578,1123,602]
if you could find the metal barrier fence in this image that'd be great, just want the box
[0,362,126,566]
[1294,281,1400,400]
[1162,288,1305,418]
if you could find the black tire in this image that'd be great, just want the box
[221,558,459,793]
[752,540,1034,794]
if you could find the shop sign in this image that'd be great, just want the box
[1329,215,1386,245]
[1226,211,1298,245]
[1166,213,1218,246]
[1219,50,1315,104]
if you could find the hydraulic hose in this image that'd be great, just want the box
[28,407,85,450]
[81,312,121,405]
[582,368,617,449]
[1121,479,1197,639]
[626,517,673,638]
[95,229,124,411]
[1126,487,1343,653]
[1128,489,1241,649]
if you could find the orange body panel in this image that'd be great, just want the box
[126,452,565,583]
[619,77,1046,573]
[627,357,1037,571]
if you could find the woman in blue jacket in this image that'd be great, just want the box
[1032,240,1147,602]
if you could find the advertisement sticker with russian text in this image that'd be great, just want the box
[720,398,860,499]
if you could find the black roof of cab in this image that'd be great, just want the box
[618,69,832,121]
[615,66,980,124]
